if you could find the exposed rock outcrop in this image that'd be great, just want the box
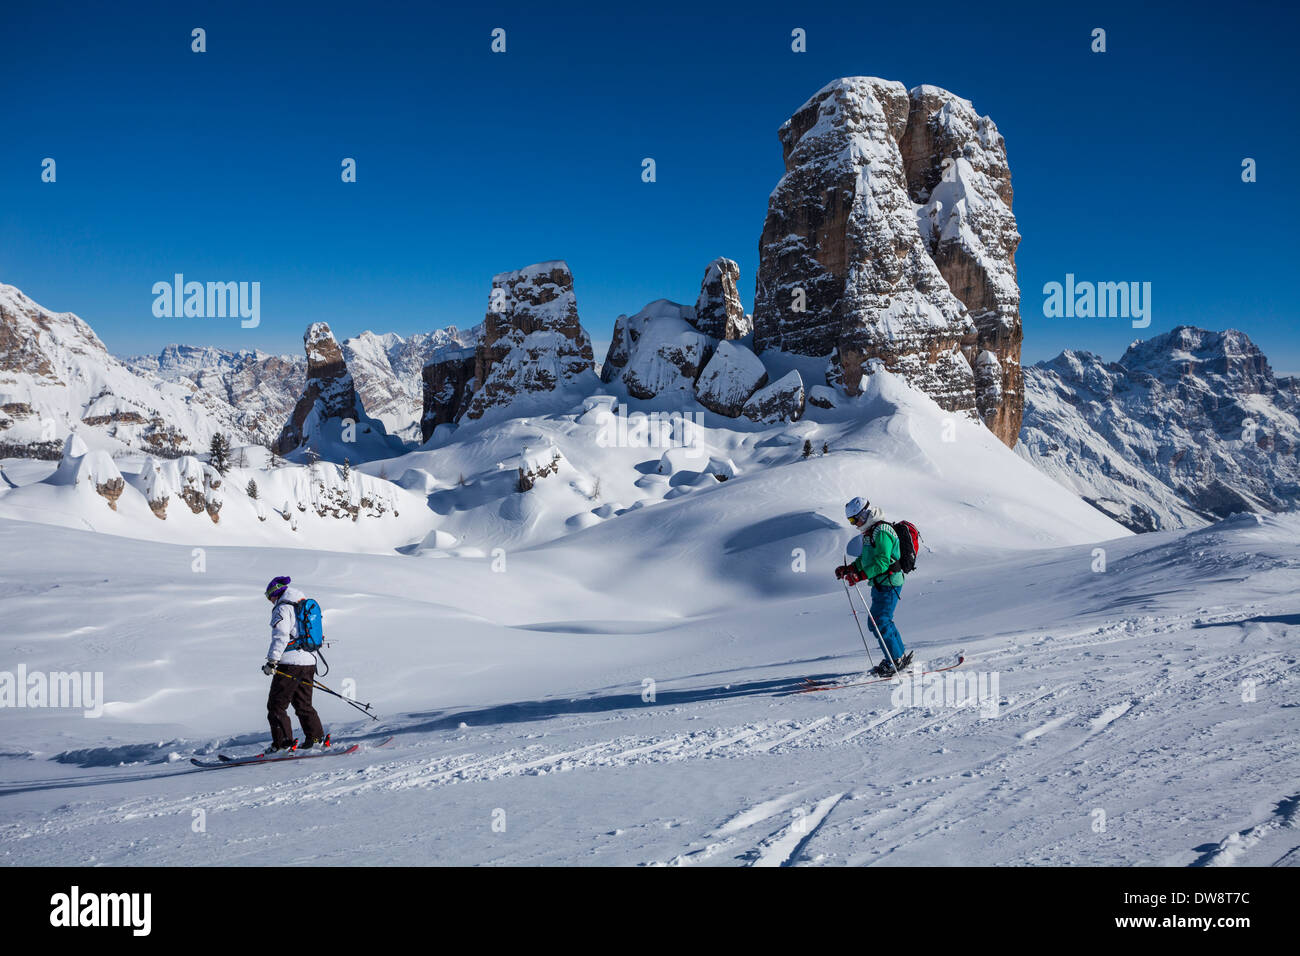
[464,262,596,420]
[419,263,598,433]
[273,324,400,461]
[600,258,757,393]
[692,258,751,340]
[694,341,768,416]
[420,346,476,441]
[742,370,806,423]
[176,456,208,514]
[599,312,634,385]
[273,323,362,455]
[904,85,1023,445]
[139,456,175,519]
[753,77,1025,444]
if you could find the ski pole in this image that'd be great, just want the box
[855,586,897,666]
[842,581,877,667]
[273,668,380,721]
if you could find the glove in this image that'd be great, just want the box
[837,565,867,585]
[261,660,277,676]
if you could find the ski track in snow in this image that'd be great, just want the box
[748,793,845,867]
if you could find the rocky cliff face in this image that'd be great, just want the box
[128,344,303,448]
[132,330,468,445]
[693,258,752,341]
[421,262,597,431]
[1018,327,1300,531]
[420,345,477,441]
[753,77,1024,446]
[344,329,473,440]
[904,85,1023,445]
[273,323,365,455]
[465,262,595,420]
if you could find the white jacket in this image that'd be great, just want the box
[267,586,318,666]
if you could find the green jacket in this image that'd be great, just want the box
[853,522,904,588]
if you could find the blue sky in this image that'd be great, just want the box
[1,0,1296,371]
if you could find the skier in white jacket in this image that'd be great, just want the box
[262,576,327,751]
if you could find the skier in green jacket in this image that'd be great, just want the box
[835,497,912,676]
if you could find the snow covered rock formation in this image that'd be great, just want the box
[273,323,400,461]
[752,78,1023,446]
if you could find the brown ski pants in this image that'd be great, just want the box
[267,663,325,746]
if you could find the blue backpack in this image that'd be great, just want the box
[279,598,324,651]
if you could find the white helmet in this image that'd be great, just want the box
[845,496,881,528]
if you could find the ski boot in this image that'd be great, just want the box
[872,651,913,678]
[263,738,297,755]
[299,733,331,751]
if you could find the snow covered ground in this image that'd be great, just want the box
[1,375,1296,867]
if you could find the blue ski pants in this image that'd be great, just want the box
[869,584,905,660]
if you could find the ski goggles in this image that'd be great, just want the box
[848,511,869,526]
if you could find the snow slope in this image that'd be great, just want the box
[370,369,1120,564]
[3,366,1294,868]
[0,507,1294,867]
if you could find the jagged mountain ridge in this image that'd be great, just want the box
[125,327,474,445]
[0,284,228,457]
[1017,326,1300,532]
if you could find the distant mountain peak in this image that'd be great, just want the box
[1020,326,1299,531]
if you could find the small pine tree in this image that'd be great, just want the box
[208,432,232,475]
[822,442,829,456]
[246,478,259,499]
[341,458,351,482]
[802,439,813,459]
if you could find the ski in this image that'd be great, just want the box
[795,656,965,694]
[192,743,358,769]
[220,734,316,761]
[191,736,393,770]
